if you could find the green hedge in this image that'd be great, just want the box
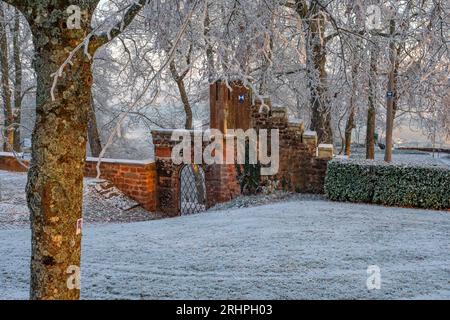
[325,159,450,210]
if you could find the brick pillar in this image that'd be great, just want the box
[210,81,230,133]
[229,82,252,131]
[205,164,240,207]
[210,80,252,132]
[204,135,240,207]
[151,130,182,217]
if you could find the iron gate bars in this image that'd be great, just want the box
[179,164,206,215]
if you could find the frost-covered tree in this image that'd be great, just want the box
[0,3,35,151]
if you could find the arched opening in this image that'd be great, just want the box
[179,165,206,215]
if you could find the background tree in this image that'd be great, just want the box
[0,3,13,151]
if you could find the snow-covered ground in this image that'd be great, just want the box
[1,152,449,300]
[0,171,158,229]
[1,200,449,299]
[350,148,450,168]
[439,155,450,167]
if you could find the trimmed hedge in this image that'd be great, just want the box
[325,159,450,210]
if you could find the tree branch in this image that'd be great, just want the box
[94,0,149,47]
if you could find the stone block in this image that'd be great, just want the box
[318,144,334,159]
[271,107,288,120]
[303,130,317,147]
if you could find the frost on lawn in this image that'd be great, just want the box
[1,200,450,299]
[0,171,158,229]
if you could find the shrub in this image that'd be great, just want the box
[325,159,450,210]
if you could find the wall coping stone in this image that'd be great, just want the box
[0,152,155,166]
[303,130,318,137]
[318,144,334,150]
[152,129,204,134]
[86,157,155,165]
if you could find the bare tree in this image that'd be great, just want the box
[294,0,334,144]
[168,45,194,129]
[203,2,215,83]
[12,7,22,151]
[0,3,13,151]
[384,17,399,162]
[366,42,379,160]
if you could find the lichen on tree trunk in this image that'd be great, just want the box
[10,1,100,300]
[344,61,359,157]
[27,37,93,300]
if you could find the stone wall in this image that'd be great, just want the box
[0,152,157,212]
[251,101,332,194]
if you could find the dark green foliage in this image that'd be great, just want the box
[236,141,261,195]
[325,159,450,210]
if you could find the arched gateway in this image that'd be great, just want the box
[179,165,207,215]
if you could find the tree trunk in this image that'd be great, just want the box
[344,61,359,156]
[2,0,147,300]
[0,4,14,151]
[308,54,333,144]
[23,4,97,298]
[344,111,355,156]
[87,96,102,157]
[176,78,193,130]
[12,8,22,152]
[27,43,92,300]
[168,59,205,203]
[203,3,215,83]
[384,19,397,162]
[169,59,193,130]
[303,2,333,144]
[366,43,378,160]
[259,35,273,96]
[366,106,376,159]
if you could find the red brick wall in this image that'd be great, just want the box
[0,152,29,172]
[205,164,240,207]
[84,158,156,212]
[0,152,156,212]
